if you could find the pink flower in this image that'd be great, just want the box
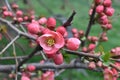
[38,17,47,25]
[27,22,40,34]
[88,43,96,51]
[66,38,81,50]
[37,31,65,57]
[46,17,56,30]
[103,0,112,7]
[21,76,30,80]
[56,26,67,36]
[27,65,36,72]
[105,7,115,16]
[41,71,54,80]
[53,52,63,65]
[16,10,23,17]
[104,68,118,80]
[96,5,104,14]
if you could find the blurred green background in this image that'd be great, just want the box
[1,0,120,80]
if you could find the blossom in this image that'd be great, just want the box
[104,68,118,80]
[53,52,63,65]
[66,38,81,50]
[37,31,65,57]
[41,71,54,80]
[46,17,56,30]
[27,22,40,34]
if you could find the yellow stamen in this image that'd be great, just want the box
[46,38,55,46]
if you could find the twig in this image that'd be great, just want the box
[5,0,12,11]
[82,6,96,46]
[12,43,18,80]
[0,51,42,60]
[0,62,102,73]
[0,18,36,40]
[62,10,76,27]
[63,48,100,59]
[0,35,20,55]
[17,45,42,71]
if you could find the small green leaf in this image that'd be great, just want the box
[100,52,111,62]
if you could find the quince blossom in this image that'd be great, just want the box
[37,31,65,57]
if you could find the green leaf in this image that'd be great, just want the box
[100,52,111,62]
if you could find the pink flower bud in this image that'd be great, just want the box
[27,22,40,34]
[71,28,78,34]
[17,17,23,23]
[88,62,96,69]
[3,11,9,17]
[96,61,103,67]
[99,15,109,24]
[105,7,115,16]
[21,76,30,80]
[46,17,56,30]
[24,16,29,21]
[41,71,54,80]
[16,10,23,17]
[102,36,108,41]
[56,26,66,36]
[73,33,79,38]
[66,38,81,51]
[89,9,93,16]
[82,47,88,52]
[88,43,96,51]
[38,17,47,25]
[53,52,63,65]
[96,5,104,14]
[27,65,36,72]
[2,6,8,11]
[12,3,19,9]
[8,11,13,17]
[103,0,112,7]
[79,30,84,37]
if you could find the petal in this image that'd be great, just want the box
[38,34,53,50]
[54,32,65,48]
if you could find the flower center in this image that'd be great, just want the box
[47,38,55,46]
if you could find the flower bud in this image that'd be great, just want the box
[66,38,81,51]
[53,52,63,65]
[88,43,96,51]
[56,26,66,36]
[105,7,115,16]
[46,17,56,30]
[16,10,23,17]
[38,17,47,25]
[88,62,96,69]
[96,5,104,14]
[27,65,36,72]
[27,22,40,34]
[103,0,112,7]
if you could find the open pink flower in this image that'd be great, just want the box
[37,31,65,57]
[104,68,118,80]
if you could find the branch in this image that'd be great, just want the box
[82,6,96,46]
[62,10,76,27]
[17,45,42,71]
[0,51,42,60]
[0,18,36,40]
[63,48,100,59]
[0,62,102,73]
[0,35,20,55]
